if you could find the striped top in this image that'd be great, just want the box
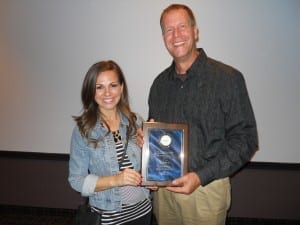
[93,130,151,225]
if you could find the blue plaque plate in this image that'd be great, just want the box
[141,122,188,186]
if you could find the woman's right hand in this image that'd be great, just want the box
[115,168,142,187]
[95,168,142,191]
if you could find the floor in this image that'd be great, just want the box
[0,205,299,225]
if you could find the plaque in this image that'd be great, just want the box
[141,122,188,186]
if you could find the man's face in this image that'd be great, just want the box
[161,9,198,63]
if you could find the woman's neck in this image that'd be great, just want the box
[101,111,120,131]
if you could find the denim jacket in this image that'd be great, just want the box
[68,112,149,211]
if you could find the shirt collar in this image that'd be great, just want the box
[170,48,207,80]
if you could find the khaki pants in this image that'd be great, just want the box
[153,177,231,225]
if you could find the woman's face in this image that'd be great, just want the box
[94,70,123,114]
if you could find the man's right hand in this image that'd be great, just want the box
[137,118,155,148]
[136,128,144,148]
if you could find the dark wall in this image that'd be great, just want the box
[229,164,300,219]
[0,152,84,209]
[0,151,299,220]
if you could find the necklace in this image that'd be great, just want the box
[112,130,122,142]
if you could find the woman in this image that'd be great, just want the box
[68,60,152,225]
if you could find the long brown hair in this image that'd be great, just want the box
[73,60,137,147]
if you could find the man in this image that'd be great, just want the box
[146,4,258,225]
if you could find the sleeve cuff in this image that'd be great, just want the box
[81,174,98,196]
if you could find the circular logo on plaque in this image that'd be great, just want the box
[160,134,172,147]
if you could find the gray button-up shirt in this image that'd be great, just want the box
[148,48,258,186]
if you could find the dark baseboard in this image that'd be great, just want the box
[0,204,76,215]
[226,217,300,225]
[0,150,69,161]
[1,150,300,170]
[245,161,300,170]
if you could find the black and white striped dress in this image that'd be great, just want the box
[95,130,152,225]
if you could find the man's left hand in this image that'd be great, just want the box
[166,172,201,194]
